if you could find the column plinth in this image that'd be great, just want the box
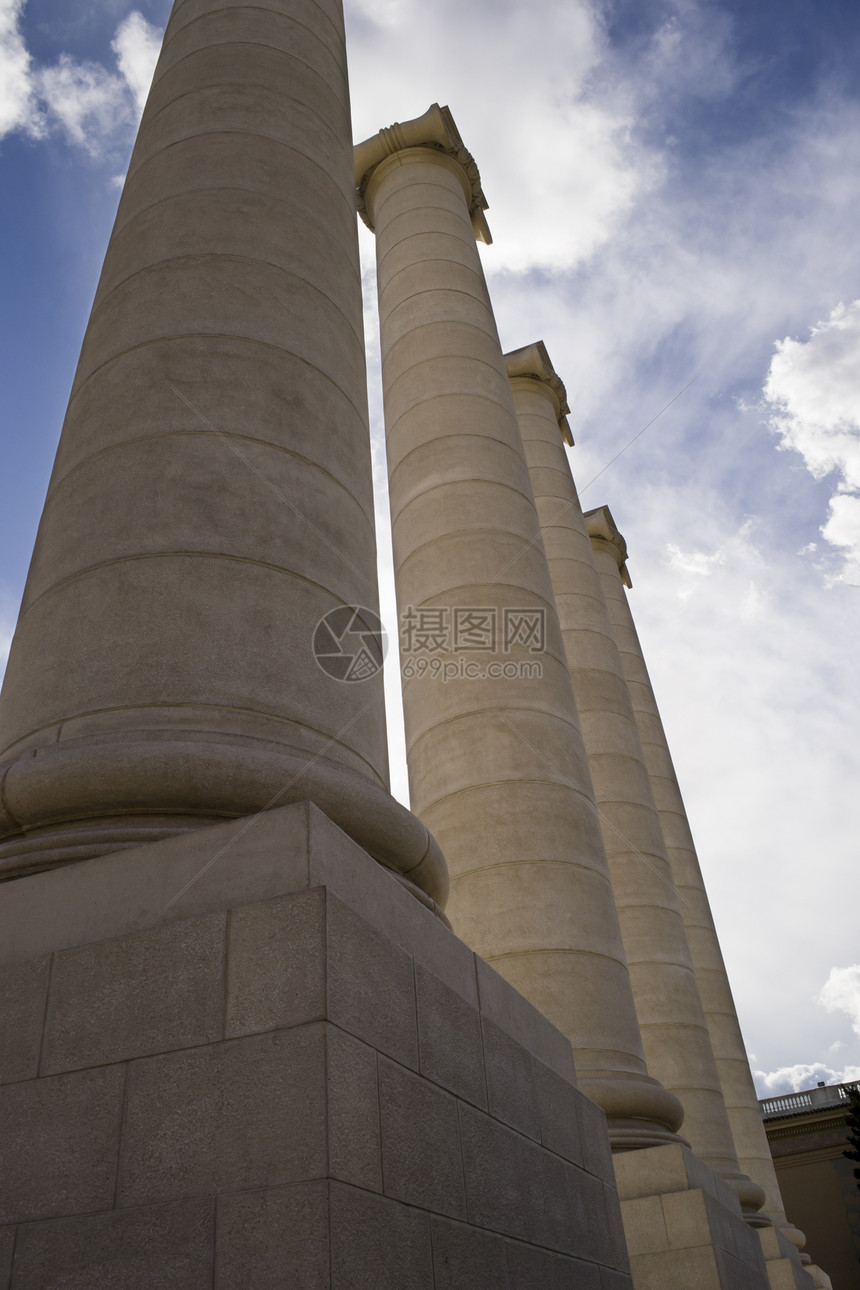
[356,106,683,1149]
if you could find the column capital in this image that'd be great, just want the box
[585,504,632,588]
[354,102,492,244]
[504,340,574,445]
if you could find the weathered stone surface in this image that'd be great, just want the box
[378,1056,466,1219]
[327,894,419,1070]
[0,1064,124,1224]
[415,962,486,1108]
[329,1183,434,1290]
[483,1016,540,1140]
[42,914,225,1073]
[12,1197,214,1290]
[327,1028,381,1193]
[504,1239,602,1289]
[460,1104,529,1240]
[119,1027,326,1207]
[215,1183,329,1290]
[431,1217,510,1289]
[534,1058,583,1165]
[0,1226,14,1289]
[226,888,326,1038]
[0,956,49,1084]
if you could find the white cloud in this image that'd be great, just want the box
[35,55,131,155]
[754,1062,860,1097]
[820,965,860,1039]
[346,0,659,273]
[0,0,42,137]
[0,6,162,156]
[763,300,860,581]
[112,10,161,116]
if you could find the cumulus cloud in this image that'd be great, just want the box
[763,300,860,582]
[754,1061,860,1097]
[111,11,161,116]
[346,0,659,273]
[0,5,162,156]
[820,965,860,1039]
[0,0,42,137]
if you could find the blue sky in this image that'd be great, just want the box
[1,0,859,1096]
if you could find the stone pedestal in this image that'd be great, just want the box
[615,1144,772,1290]
[756,1229,820,1290]
[0,802,632,1288]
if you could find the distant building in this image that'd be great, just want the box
[762,1081,860,1285]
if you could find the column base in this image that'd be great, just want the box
[0,800,631,1287]
[614,1142,771,1290]
[757,1226,821,1290]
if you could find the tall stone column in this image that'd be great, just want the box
[0,0,445,905]
[355,105,683,1148]
[507,342,764,1216]
[586,504,806,1245]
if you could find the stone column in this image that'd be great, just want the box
[507,342,764,1216]
[586,504,806,1245]
[0,0,445,906]
[355,105,683,1148]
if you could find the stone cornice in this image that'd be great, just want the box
[504,340,574,446]
[584,504,632,588]
[354,103,492,244]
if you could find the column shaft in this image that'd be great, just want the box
[587,506,805,1244]
[0,0,444,903]
[509,349,762,1213]
[357,107,683,1147]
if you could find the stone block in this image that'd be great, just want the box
[326,894,419,1070]
[0,956,49,1084]
[119,1027,326,1207]
[567,1164,616,1267]
[0,1064,124,1224]
[415,963,486,1108]
[215,1183,329,1289]
[0,1226,13,1289]
[225,888,326,1038]
[504,1239,601,1289]
[601,1271,634,1290]
[521,1136,571,1251]
[431,1216,510,1289]
[378,1056,465,1219]
[474,955,575,1082]
[42,914,225,1074]
[327,1028,381,1193]
[576,1090,615,1182]
[534,1057,582,1165]
[309,810,479,1006]
[621,1195,668,1257]
[630,1244,721,1289]
[329,1182,434,1290]
[460,1104,529,1240]
[11,1197,214,1289]
[482,1017,540,1140]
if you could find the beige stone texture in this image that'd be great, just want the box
[356,104,683,1148]
[586,503,807,1249]
[615,1144,770,1289]
[0,0,446,907]
[0,799,630,1285]
[509,342,761,1211]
